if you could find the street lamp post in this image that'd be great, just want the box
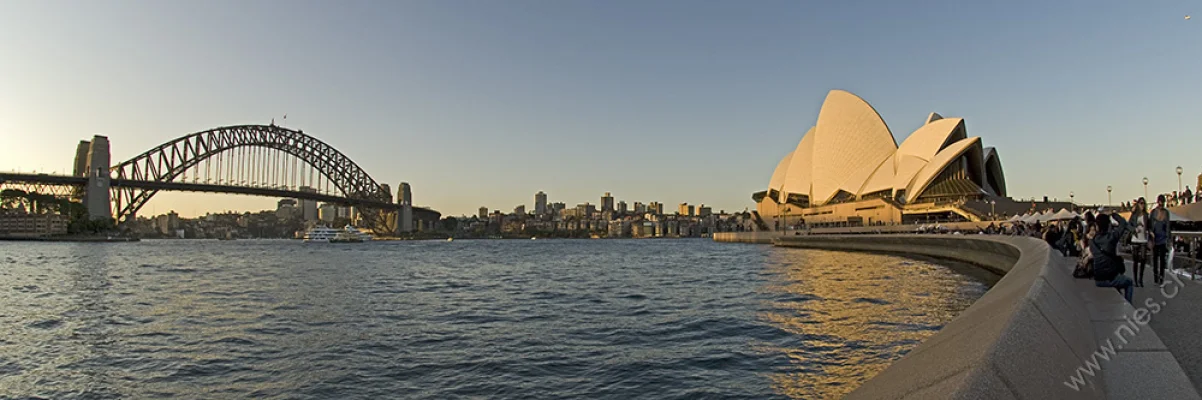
[1070,191,1075,211]
[775,201,781,232]
[1177,166,1184,195]
[1143,177,1149,200]
[990,200,996,220]
[1107,185,1113,206]
[784,205,791,231]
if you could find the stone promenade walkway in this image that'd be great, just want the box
[1132,264,1202,391]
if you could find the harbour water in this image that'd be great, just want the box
[0,239,990,399]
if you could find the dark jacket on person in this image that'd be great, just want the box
[1091,213,1131,282]
[1150,207,1172,246]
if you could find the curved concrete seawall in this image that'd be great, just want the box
[768,235,1199,400]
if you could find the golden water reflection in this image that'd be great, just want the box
[759,248,994,399]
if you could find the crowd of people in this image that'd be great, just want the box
[989,195,1180,304]
[1116,186,1197,211]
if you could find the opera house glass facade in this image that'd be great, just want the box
[754,90,1007,229]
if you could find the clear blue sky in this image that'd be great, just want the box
[2,0,1199,217]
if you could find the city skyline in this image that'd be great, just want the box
[3,1,1201,217]
[474,190,722,219]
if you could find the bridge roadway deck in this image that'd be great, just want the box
[0,172,439,219]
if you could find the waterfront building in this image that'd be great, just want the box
[0,212,68,237]
[535,191,547,215]
[607,220,630,237]
[156,211,181,236]
[633,202,646,214]
[666,220,679,236]
[632,221,652,238]
[601,192,614,213]
[648,202,663,215]
[678,203,689,216]
[514,205,526,217]
[754,90,1008,228]
[617,201,628,215]
[697,204,712,217]
[478,207,488,220]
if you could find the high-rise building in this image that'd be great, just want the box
[633,202,646,214]
[576,203,596,218]
[155,211,180,236]
[678,203,689,215]
[318,203,337,223]
[697,204,712,217]
[479,207,489,219]
[276,199,297,220]
[687,205,695,217]
[298,186,318,221]
[617,201,628,215]
[601,192,614,213]
[514,205,526,216]
[535,191,548,215]
[649,202,663,215]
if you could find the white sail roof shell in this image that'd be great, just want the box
[757,90,1005,208]
[809,90,898,205]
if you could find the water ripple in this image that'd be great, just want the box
[0,239,988,399]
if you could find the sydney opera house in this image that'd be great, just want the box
[754,90,1007,229]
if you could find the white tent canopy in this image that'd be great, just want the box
[1022,213,1041,224]
[1049,209,1078,221]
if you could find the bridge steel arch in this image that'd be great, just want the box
[111,125,396,230]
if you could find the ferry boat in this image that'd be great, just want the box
[304,225,373,243]
[303,227,340,243]
[332,225,373,243]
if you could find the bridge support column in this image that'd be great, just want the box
[84,135,112,221]
[399,205,413,233]
[396,182,413,234]
[71,140,91,201]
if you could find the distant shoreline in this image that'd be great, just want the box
[0,235,140,243]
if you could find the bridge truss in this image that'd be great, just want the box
[110,125,398,231]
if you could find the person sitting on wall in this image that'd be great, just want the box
[1044,223,1064,255]
[1092,210,1135,304]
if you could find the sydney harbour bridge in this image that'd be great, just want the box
[0,124,440,234]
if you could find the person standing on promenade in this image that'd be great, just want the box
[1060,218,1083,257]
[1185,186,1193,205]
[1129,198,1151,287]
[1150,194,1173,287]
[1092,211,1135,303]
